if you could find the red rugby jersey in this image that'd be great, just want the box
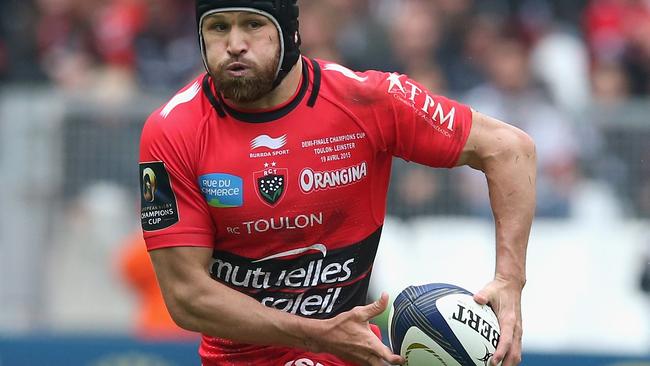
[139,57,472,365]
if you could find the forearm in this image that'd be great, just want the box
[483,130,536,287]
[150,247,320,351]
[166,275,319,350]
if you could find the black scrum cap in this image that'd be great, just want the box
[196,0,301,88]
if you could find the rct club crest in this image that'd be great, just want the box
[254,162,287,207]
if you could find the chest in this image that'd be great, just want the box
[195,107,384,254]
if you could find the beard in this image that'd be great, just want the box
[211,52,280,104]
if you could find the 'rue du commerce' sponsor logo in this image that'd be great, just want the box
[387,73,456,134]
[300,162,368,194]
[198,173,244,208]
[250,134,290,159]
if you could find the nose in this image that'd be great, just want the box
[227,27,248,57]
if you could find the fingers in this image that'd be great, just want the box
[491,310,524,366]
[385,352,405,365]
[501,338,522,366]
[358,292,390,320]
[368,342,404,365]
[476,279,524,366]
[360,294,405,365]
[362,294,405,365]
[331,293,405,365]
[375,342,405,365]
[500,321,523,366]
[343,332,405,366]
[473,289,490,305]
[490,312,514,365]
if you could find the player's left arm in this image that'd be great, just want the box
[455,110,536,366]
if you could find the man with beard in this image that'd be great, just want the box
[138,1,536,365]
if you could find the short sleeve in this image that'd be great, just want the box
[139,111,215,251]
[366,72,473,168]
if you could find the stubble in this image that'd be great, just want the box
[212,52,280,103]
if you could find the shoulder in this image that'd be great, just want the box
[311,58,462,117]
[311,58,393,103]
[142,75,210,142]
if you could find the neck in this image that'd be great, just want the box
[227,58,303,110]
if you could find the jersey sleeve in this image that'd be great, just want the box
[364,71,473,167]
[139,109,215,251]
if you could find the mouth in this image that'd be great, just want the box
[225,62,250,76]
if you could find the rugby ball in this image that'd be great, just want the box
[388,283,500,366]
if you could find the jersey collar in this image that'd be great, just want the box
[202,57,321,123]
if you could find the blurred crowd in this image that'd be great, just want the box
[2,0,650,218]
[0,0,199,95]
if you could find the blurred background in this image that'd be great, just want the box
[1,0,650,364]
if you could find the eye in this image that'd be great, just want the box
[213,23,229,32]
[248,20,263,29]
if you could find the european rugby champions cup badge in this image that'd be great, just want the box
[254,162,287,207]
[140,162,179,231]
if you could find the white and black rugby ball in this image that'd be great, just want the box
[388,283,500,366]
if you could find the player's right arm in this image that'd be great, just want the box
[149,245,403,366]
[149,246,306,346]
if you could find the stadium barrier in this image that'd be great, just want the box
[0,335,649,366]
